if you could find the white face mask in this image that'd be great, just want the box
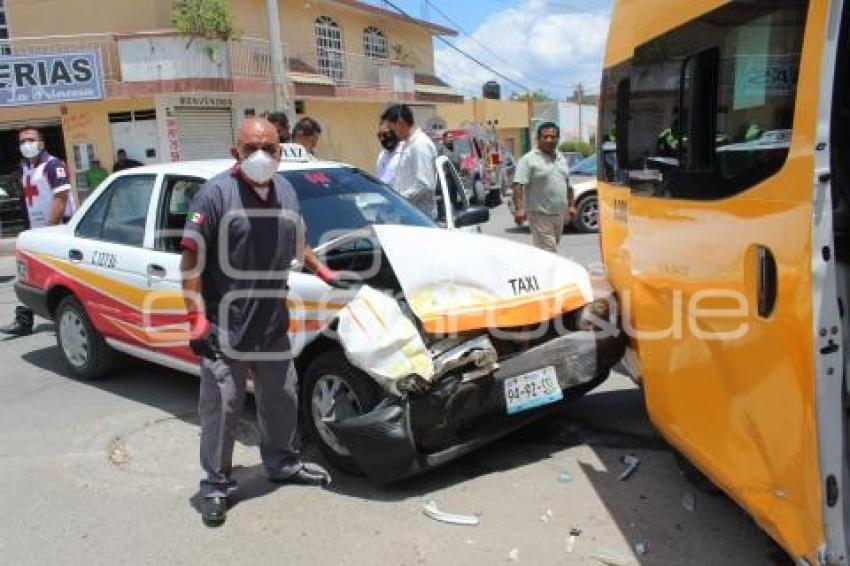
[20,141,40,159]
[239,150,278,185]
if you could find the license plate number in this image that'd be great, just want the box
[504,366,562,415]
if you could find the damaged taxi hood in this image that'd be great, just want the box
[372,225,594,333]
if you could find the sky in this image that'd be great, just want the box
[365,0,613,99]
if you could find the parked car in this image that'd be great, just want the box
[0,173,26,238]
[569,179,599,233]
[569,154,597,185]
[13,148,624,482]
[560,151,584,170]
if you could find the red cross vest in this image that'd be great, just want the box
[20,152,77,229]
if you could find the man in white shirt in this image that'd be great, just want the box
[2,126,77,336]
[382,104,437,218]
[375,118,403,186]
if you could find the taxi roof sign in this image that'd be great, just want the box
[280,143,311,162]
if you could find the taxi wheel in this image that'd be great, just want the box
[301,352,382,475]
[55,295,114,380]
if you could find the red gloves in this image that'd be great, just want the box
[188,310,210,341]
[315,265,340,285]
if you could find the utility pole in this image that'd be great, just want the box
[266,0,290,113]
[576,83,584,143]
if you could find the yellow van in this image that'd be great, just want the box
[598,1,849,562]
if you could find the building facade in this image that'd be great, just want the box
[0,0,461,198]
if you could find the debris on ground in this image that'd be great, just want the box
[682,493,696,513]
[508,548,520,561]
[634,542,647,555]
[558,470,573,483]
[618,454,641,481]
[590,550,632,565]
[539,509,553,523]
[422,500,480,526]
[566,527,582,553]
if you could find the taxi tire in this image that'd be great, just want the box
[301,352,382,475]
[55,295,114,380]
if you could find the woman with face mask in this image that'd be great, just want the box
[375,119,403,186]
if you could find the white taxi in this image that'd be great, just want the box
[13,149,624,482]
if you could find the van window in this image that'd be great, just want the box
[598,1,808,199]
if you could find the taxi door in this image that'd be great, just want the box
[599,1,845,561]
[435,155,482,232]
[66,172,166,346]
[143,174,207,364]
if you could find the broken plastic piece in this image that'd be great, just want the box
[618,454,641,481]
[423,500,480,526]
[634,542,647,555]
[682,493,696,513]
[566,527,581,553]
[508,548,520,562]
[558,471,573,483]
[590,551,631,566]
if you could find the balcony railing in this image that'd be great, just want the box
[0,33,418,93]
[293,48,415,92]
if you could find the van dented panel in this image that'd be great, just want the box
[600,0,831,560]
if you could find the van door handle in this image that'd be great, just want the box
[68,249,83,262]
[757,246,777,318]
[147,264,166,277]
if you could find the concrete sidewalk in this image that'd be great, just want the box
[0,236,16,257]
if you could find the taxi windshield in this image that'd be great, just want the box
[282,167,436,247]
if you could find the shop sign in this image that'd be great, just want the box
[0,52,104,107]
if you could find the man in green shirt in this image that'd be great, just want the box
[84,158,108,189]
[512,123,574,253]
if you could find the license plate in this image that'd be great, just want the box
[504,366,563,415]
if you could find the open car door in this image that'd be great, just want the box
[435,155,488,232]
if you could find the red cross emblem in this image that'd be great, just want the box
[23,177,39,208]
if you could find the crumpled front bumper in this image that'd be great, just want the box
[328,329,626,482]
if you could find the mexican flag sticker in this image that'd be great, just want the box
[189,212,206,226]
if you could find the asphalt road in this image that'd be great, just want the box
[0,206,786,565]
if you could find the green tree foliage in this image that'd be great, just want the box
[171,0,241,41]
[558,140,595,157]
[509,89,552,102]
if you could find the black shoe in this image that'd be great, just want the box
[201,496,227,526]
[269,465,331,486]
[0,319,32,337]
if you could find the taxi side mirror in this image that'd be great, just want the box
[454,206,489,228]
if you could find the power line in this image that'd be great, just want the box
[379,0,533,93]
[419,0,603,96]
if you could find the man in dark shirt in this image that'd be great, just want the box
[112,148,142,172]
[180,117,345,526]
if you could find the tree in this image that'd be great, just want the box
[171,0,241,41]
[509,89,552,102]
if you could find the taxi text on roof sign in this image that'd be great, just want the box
[0,52,104,107]
[280,143,311,162]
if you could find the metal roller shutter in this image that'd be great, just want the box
[174,107,234,160]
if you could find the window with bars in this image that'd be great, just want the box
[315,16,345,81]
[0,0,10,55]
[363,26,387,59]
